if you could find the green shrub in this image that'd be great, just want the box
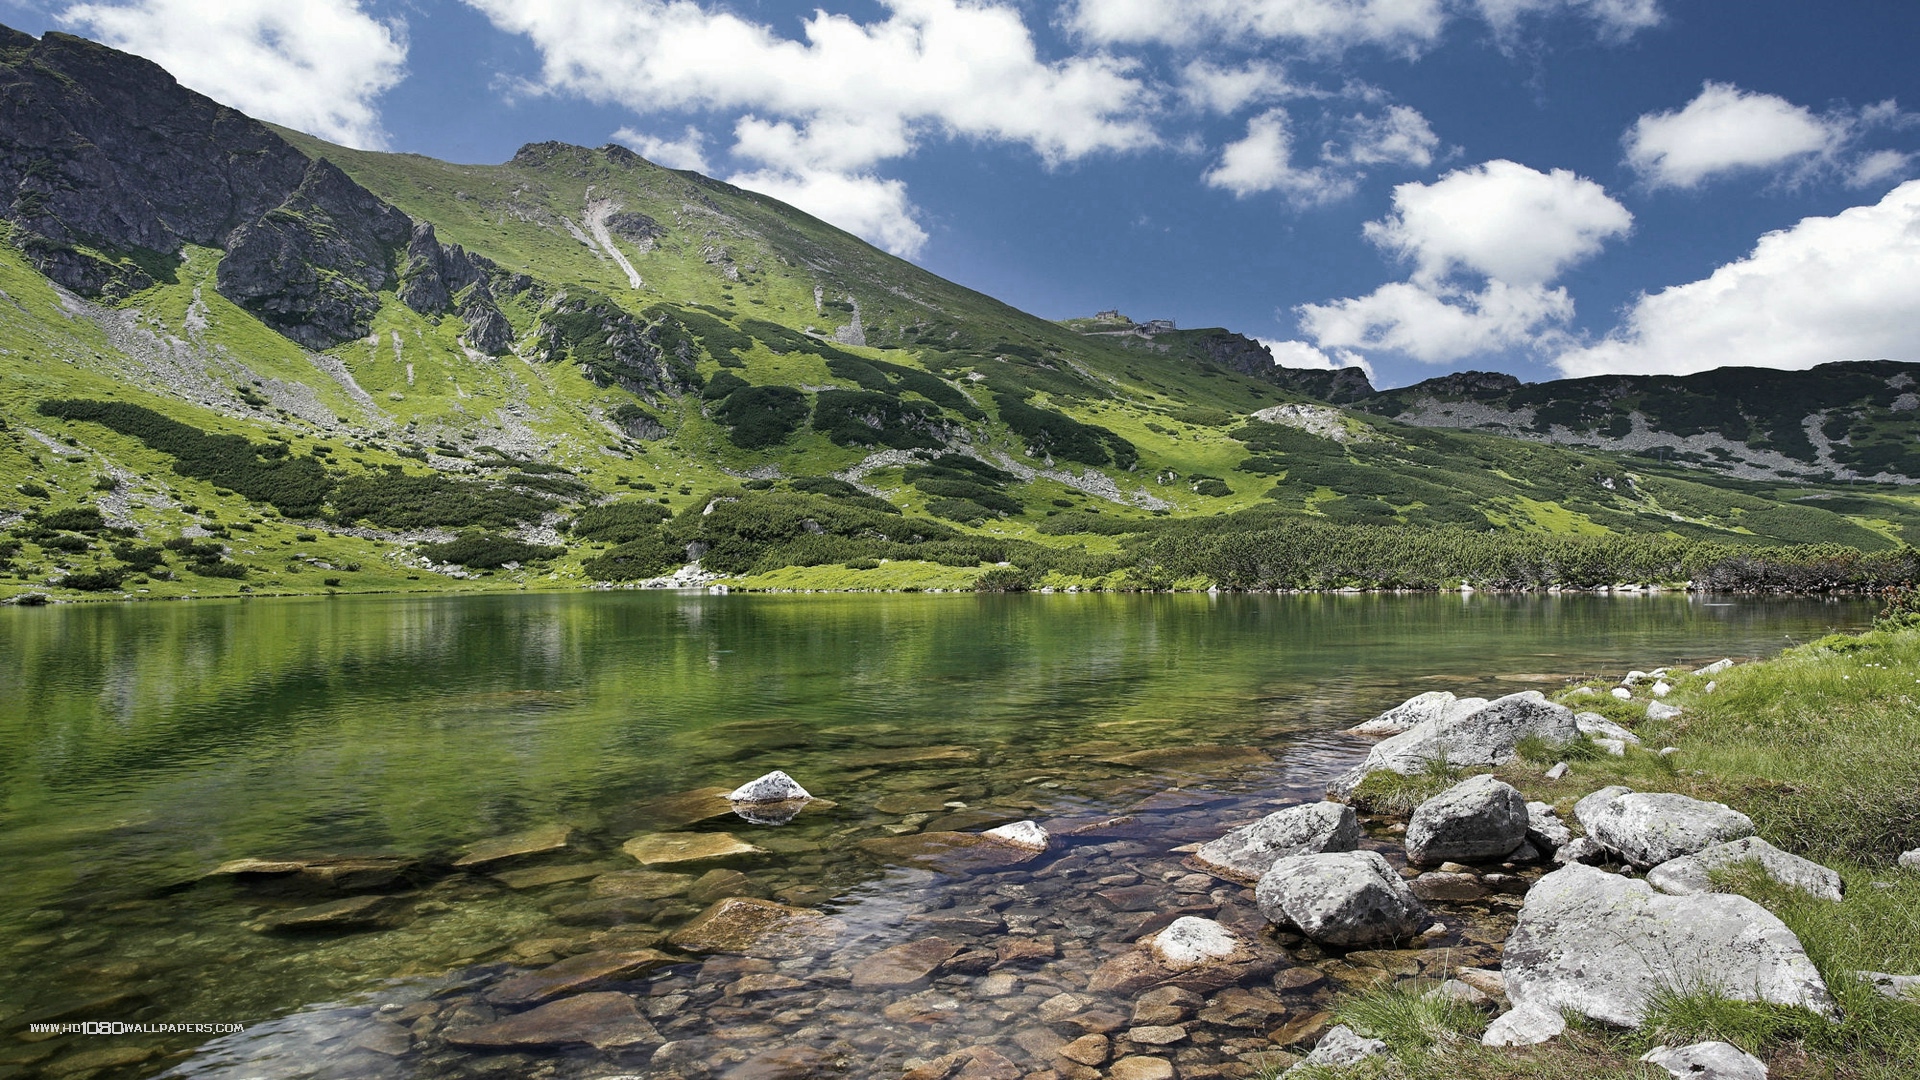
[582,533,684,580]
[973,567,1033,592]
[417,530,565,568]
[16,481,48,498]
[994,392,1135,468]
[572,500,674,543]
[712,385,809,449]
[811,389,943,449]
[39,400,333,515]
[33,506,106,532]
[59,568,125,591]
[327,471,559,529]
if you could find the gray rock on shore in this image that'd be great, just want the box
[1329,691,1580,796]
[1641,1041,1768,1080]
[1898,848,1920,870]
[1574,712,1642,746]
[1255,850,1430,947]
[1647,837,1843,902]
[1405,774,1528,866]
[1481,1003,1565,1047]
[1282,1025,1386,1076]
[1346,691,1488,736]
[1503,863,1833,1027]
[1191,802,1359,883]
[1575,789,1756,868]
[1525,802,1572,854]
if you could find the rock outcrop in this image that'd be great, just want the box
[1646,837,1843,902]
[1331,691,1580,794]
[1254,850,1429,947]
[1191,802,1359,883]
[1503,864,1833,1027]
[1574,789,1756,869]
[1404,774,1528,866]
[397,221,511,353]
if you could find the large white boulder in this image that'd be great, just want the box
[1347,691,1488,736]
[1329,691,1580,795]
[1192,802,1359,883]
[1405,774,1528,866]
[1481,1003,1565,1047]
[728,771,811,803]
[1646,837,1842,902]
[1255,850,1429,947]
[1576,790,1755,869]
[1503,864,1833,1027]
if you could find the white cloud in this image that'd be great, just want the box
[1203,109,1354,203]
[1298,280,1573,363]
[1069,0,1447,54]
[729,169,929,259]
[1849,149,1914,189]
[1475,0,1663,40]
[612,125,711,172]
[1624,82,1840,189]
[1261,338,1377,382]
[1178,60,1308,115]
[1297,160,1628,363]
[1556,180,1920,377]
[62,0,406,149]
[1363,159,1632,285]
[1328,104,1440,168]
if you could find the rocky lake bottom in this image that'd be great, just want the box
[0,592,1874,1080]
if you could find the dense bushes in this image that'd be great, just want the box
[571,500,673,543]
[38,400,333,515]
[903,456,1022,520]
[994,393,1136,469]
[327,471,560,529]
[581,533,684,580]
[417,530,565,568]
[812,389,943,449]
[710,384,809,449]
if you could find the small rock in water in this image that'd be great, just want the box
[982,819,1050,852]
[1190,802,1359,884]
[1284,1025,1386,1075]
[668,897,846,958]
[1108,1057,1176,1080]
[256,894,408,933]
[1640,1041,1768,1080]
[444,991,662,1050]
[850,937,962,989]
[622,831,766,867]
[1149,917,1245,970]
[1255,850,1429,947]
[452,823,577,869]
[727,770,811,803]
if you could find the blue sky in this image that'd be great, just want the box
[6,1,1919,389]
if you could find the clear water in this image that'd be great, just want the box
[0,592,1869,1078]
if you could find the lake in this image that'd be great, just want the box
[0,591,1870,1079]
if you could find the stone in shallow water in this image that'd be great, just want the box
[982,819,1050,851]
[725,1045,843,1080]
[850,936,962,989]
[1059,1033,1110,1066]
[622,786,736,829]
[1107,1056,1175,1080]
[1096,745,1273,771]
[256,894,408,932]
[209,855,418,894]
[688,868,763,904]
[1254,851,1429,947]
[623,831,766,867]
[856,831,1044,873]
[727,770,811,803]
[1149,916,1245,970]
[489,948,676,1005]
[842,745,982,768]
[589,870,697,899]
[452,823,577,868]
[668,897,847,958]
[492,862,613,890]
[443,991,662,1050]
[1191,802,1359,884]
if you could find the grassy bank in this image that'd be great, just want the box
[1322,622,1920,1079]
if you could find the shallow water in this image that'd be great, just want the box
[0,591,1869,1079]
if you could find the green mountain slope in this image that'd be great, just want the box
[0,25,1914,601]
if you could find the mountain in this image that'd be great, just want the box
[0,25,1914,601]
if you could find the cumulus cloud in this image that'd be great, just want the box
[612,126,711,172]
[1177,60,1310,115]
[467,0,1154,255]
[1327,104,1440,168]
[1556,180,1920,377]
[62,0,407,149]
[1298,280,1573,363]
[1297,160,1629,362]
[1624,82,1842,189]
[1474,0,1663,40]
[1262,338,1377,381]
[1363,159,1632,285]
[1203,109,1354,204]
[729,168,929,258]
[1069,0,1447,54]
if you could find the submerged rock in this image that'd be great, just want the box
[444,991,662,1050]
[851,936,962,989]
[256,894,408,932]
[668,897,846,957]
[1576,790,1755,869]
[856,831,1045,872]
[1191,802,1359,884]
[1647,837,1843,902]
[209,855,418,894]
[1641,1041,1768,1080]
[489,948,675,1004]
[1254,850,1429,947]
[1405,775,1527,866]
[452,824,577,869]
[1503,864,1833,1027]
[622,831,766,867]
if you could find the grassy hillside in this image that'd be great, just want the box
[2,91,1917,601]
